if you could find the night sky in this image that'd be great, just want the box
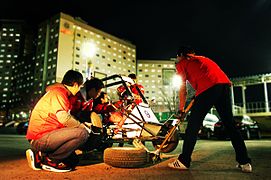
[1,0,271,78]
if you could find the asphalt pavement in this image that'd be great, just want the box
[0,133,270,180]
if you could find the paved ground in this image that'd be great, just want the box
[0,134,270,180]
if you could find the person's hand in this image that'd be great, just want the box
[177,109,185,117]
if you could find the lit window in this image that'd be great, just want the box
[2,33,7,36]
[9,34,14,36]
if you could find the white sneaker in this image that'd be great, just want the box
[25,149,42,170]
[168,159,188,170]
[236,163,252,173]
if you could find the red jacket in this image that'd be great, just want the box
[26,84,70,140]
[176,55,231,96]
[69,91,93,118]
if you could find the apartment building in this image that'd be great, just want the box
[137,59,179,113]
[34,12,136,98]
[0,20,35,112]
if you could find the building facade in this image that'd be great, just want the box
[137,59,178,114]
[0,20,35,118]
[34,12,136,99]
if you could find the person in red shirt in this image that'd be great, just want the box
[168,46,252,173]
[26,70,90,173]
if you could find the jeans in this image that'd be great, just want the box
[178,84,251,167]
[31,127,89,161]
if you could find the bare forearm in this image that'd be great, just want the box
[179,84,187,111]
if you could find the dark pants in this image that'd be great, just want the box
[31,127,89,162]
[178,84,251,167]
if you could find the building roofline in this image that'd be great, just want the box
[59,12,136,49]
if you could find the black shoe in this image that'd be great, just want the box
[26,149,42,170]
[41,157,72,172]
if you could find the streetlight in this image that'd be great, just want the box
[81,40,97,79]
[171,74,182,115]
[172,74,182,89]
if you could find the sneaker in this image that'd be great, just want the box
[168,159,188,170]
[42,157,72,173]
[236,163,252,173]
[26,149,42,170]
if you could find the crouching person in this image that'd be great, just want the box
[69,77,105,151]
[26,70,90,172]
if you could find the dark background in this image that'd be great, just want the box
[1,0,271,77]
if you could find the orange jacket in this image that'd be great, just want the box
[26,84,71,140]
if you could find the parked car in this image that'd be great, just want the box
[178,113,219,139]
[16,121,29,135]
[198,113,219,139]
[214,115,261,140]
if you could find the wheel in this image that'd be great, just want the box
[255,130,261,139]
[244,128,251,140]
[103,147,147,168]
[152,130,179,153]
[205,130,211,139]
[199,128,211,139]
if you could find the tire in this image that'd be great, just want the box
[152,130,179,153]
[205,130,211,139]
[244,128,251,140]
[255,130,261,139]
[103,147,147,168]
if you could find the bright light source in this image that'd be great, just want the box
[81,41,96,59]
[172,74,182,89]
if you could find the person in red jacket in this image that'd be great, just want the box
[168,46,252,173]
[26,70,90,173]
[69,77,104,122]
[117,73,145,105]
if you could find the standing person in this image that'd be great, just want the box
[168,46,252,173]
[26,70,90,172]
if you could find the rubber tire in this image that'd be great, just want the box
[104,147,147,168]
[256,130,261,139]
[152,130,179,153]
[244,128,251,140]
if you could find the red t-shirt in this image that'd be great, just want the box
[176,55,231,96]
